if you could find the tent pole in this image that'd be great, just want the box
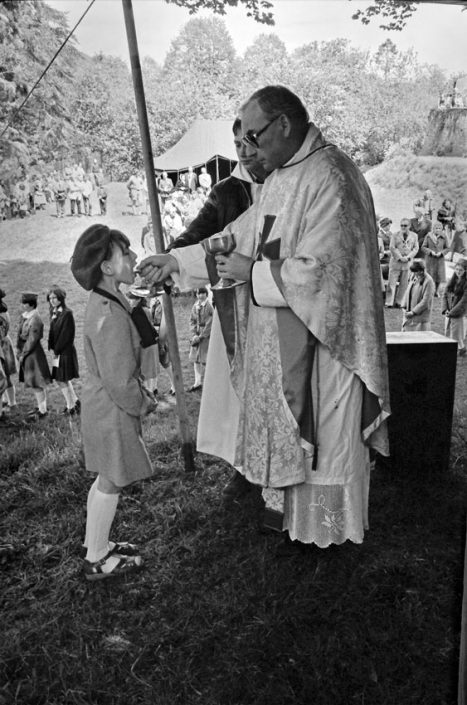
[216,156,219,183]
[122,0,195,472]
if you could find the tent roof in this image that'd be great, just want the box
[154,119,237,171]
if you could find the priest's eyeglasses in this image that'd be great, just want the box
[242,114,281,148]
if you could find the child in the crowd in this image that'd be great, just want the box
[0,288,17,415]
[97,185,107,215]
[16,292,51,419]
[188,287,213,392]
[152,296,175,396]
[442,258,467,356]
[47,286,80,415]
[127,289,159,395]
[71,224,155,581]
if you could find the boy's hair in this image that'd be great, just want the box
[71,225,131,291]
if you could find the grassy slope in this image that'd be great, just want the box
[0,184,466,705]
[366,154,467,224]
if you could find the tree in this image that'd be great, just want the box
[0,0,82,180]
[146,17,238,155]
[164,0,274,25]
[70,54,142,179]
[239,34,290,95]
[352,0,467,31]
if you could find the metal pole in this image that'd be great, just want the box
[122,0,195,471]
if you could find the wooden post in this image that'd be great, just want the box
[122,0,195,471]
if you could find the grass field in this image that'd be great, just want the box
[0,183,466,705]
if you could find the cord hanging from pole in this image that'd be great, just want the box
[0,0,96,141]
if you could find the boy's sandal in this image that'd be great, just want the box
[80,541,139,559]
[109,541,140,556]
[84,553,143,581]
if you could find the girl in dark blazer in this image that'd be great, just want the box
[47,286,80,414]
[17,292,51,418]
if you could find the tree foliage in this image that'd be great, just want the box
[352,0,467,31]
[0,0,81,179]
[164,0,274,25]
[0,1,454,183]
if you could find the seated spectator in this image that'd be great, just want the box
[402,259,435,331]
[198,166,212,194]
[162,202,183,247]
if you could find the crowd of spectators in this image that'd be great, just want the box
[140,167,212,251]
[377,189,467,352]
[0,161,107,221]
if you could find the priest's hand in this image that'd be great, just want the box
[138,254,179,285]
[215,252,253,282]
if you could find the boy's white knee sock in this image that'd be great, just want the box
[85,488,119,563]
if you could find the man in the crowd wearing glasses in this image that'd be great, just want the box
[140,85,390,555]
[386,218,419,308]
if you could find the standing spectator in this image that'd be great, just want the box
[402,260,435,331]
[188,287,213,392]
[70,224,155,580]
[198,166,212,194]
[409,210,432,257]
[47,286,80,415]
[152,296,176,396]
[158,172,174,202]
[54,174,68,218]
[141,173,149,215]
[32,177,46,211]
[16,292,51,419]
[437,198,456,245]
[175,173,186,190]
[386,219,419,308]
[16,182,29,218]
[186,166,198,194]
[377,217,392,281]
[0,289,17,413]
[68,175,83,217]
[126,172,143,216]
[128,290,159,395]
[421,222,450,297]
[82,174,93,217]
[413,189,433,219]
[450,215,467,259]
[442,259,467,357]
[0,182,9,220]
[422,190,433,219]
[97,184,108,216]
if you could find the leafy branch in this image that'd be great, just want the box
[351,0,467,31]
